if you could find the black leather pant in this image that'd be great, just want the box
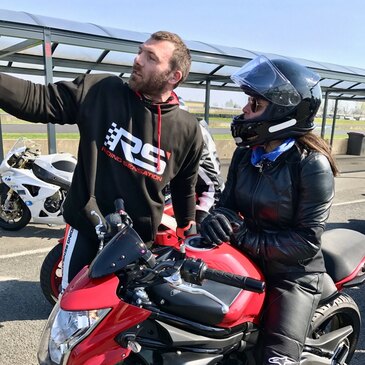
[257,272,324,365]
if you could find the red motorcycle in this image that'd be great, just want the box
[38,199,365,365]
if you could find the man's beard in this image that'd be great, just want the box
[129,68,171,96]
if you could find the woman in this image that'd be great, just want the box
[201,55,339,365]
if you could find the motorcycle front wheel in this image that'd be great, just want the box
[0,183,31,230]
[40,242,63,306]
[309,292,360,364]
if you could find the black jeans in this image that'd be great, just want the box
[257,272,324,365]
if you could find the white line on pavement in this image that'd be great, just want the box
[0,247,54,259]
[333,199,365,207]
[0,276,18,281]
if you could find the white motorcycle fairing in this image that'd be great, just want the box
[2,167,65,225]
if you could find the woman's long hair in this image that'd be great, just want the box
[297,132,339,176]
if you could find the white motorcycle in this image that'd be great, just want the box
[0,138,77,230]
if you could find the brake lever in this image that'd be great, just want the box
[91,210,107,251]
[163,270,229,314]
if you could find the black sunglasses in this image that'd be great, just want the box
[248,96,264,113]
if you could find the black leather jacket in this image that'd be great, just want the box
[219,144,335,275]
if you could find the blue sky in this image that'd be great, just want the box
[1,0,364,105]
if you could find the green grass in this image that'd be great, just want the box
[209,117,364,140]
[209,117,365,126]
[2,133,80,140]
[1,116,364,141]
[0,131,352,141]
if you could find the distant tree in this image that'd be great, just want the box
[360,103,365,114]
[225,99,234,108]
[339,102,350,116]
[353,102,365,120]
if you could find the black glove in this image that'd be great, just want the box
[195,210,210,232]
[200,207,246,245]
[104,212,123,239]
[200,212,233,245]
[105,211,132,240]
[196,210,210,224]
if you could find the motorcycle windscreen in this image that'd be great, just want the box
[89,226,149,279]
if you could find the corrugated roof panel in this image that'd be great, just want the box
[320,79,343,87]
[190,61,222,74]
[99,26,150,43]
[331,80,362,89]
[53,66,88,74]
[0,9,38,26]
[344,66,365,76]
[312,60,360,74]
[0,36,28,49]
[216,65,241,76]
[87,69,121,76]
[185,40,226,54]
[102,51,135,66]
[11,61,44,70]
[293,58,332,70]
[26,13,109,37]
[52,44,101,62]
[19,44,43,56]
[351,84,365,90]
[209,45,259,59]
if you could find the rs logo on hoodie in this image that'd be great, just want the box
[103,122,169,177]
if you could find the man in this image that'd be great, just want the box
[0,31,203,290]
[195,119,225,224]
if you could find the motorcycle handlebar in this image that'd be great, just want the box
[204,268,265,293]
[114,198,126,212]
[181,259,265,293]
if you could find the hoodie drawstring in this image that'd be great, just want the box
[157,104,162,172]
[134,91,180,173]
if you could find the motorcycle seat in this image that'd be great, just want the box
[321,228,365,283]
[32,164,71,190]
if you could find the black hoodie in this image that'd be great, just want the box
[0,73,203,242]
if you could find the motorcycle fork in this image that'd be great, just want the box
[2,188,15,209]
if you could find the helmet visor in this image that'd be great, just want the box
[231,55,319,107]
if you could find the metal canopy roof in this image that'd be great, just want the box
[0,8,365,101]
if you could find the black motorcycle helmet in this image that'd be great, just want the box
[230,55,322,147]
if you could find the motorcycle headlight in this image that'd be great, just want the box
[38,301,110,365]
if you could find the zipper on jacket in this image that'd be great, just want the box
[250,171,262,231]
[251,159,273,257]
